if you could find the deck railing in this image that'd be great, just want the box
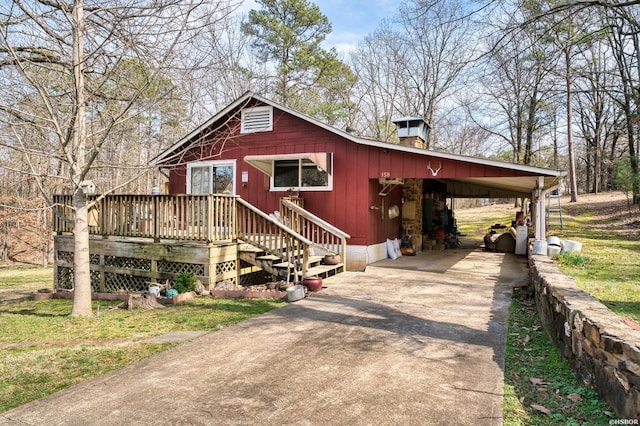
[236,198,313,278]
[280,198,350,268]
[53,193,349,278]
[281,196,304,208]
[53,194,237,242]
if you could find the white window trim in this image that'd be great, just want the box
[240,106,273,133]
[186,159,236,194]
[270,155,333,192]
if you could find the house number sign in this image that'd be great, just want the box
[380,172,390,178]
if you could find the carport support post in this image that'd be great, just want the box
[534,177,546,241]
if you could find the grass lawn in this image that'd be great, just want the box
[455,202,514,245]
[502,300,613,425]
[455,194,633,424]
[0,291,285,412]
[0,265,53,300]
[551,192,640,324]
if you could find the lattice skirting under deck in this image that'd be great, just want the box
[239,270,274,286]
[53,236,238,292]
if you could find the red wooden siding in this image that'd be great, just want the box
[366,150,536,180]
[167,106,378,246]
[165,101,537,247]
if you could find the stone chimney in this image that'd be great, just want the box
[392,117,430,149]
[399,135,425,149]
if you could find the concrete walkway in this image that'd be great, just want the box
[0,248,528,426]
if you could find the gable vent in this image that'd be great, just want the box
[241,106,273,133]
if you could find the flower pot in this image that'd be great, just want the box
[323,254,341,265]
[302,276,323,292]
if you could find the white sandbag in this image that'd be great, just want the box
[561,240,583,254]
[386,238,400,259]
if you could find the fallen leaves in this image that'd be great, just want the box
[525,378,583,417]
[528,377,551,413]
[567,393,582,402]
[530,404,551,415]
[505,299,613,424]
[529,377,545,386]
[622,318,640,331]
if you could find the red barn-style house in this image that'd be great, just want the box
[154,92,564,270]
[52,92,564,292]
[54,92,564,292]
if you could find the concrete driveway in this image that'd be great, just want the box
[0,248,528,426]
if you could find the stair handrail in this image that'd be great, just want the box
[280,198,350,270]
[236,197,315,279]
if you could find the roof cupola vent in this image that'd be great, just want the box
[392,116,430,149]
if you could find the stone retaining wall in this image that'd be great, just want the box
[530,254,640,419]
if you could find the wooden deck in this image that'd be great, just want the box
[52,194,349,292]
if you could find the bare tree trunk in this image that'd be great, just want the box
[40,207,49,267]
[594,145,601,194]
[612,22,640,204]
[1,0,219,316]
[585,140,592,193]
[551,107,560,170]
[70,0,92,317]
[566,47,578,202]
[0,225,7,262]
[72,191,92,316]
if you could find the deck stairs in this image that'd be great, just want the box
[236,198,350,283]
[546,191,564,229]
[238,243,344,282]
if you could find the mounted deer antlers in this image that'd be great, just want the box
[427,161,442,177]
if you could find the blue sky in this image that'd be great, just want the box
[240,0,397,54]
[312,0,397,53]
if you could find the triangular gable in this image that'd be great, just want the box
[151,91,255,165]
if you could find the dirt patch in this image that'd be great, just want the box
[145,331,208,344]
[0,337,135,350]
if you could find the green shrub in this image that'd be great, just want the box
[173,272,197,294]
[555,252,589,267]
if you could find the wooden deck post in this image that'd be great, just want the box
[99,253,105,292]
[341,239,347,272]
[153,195,160,243]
